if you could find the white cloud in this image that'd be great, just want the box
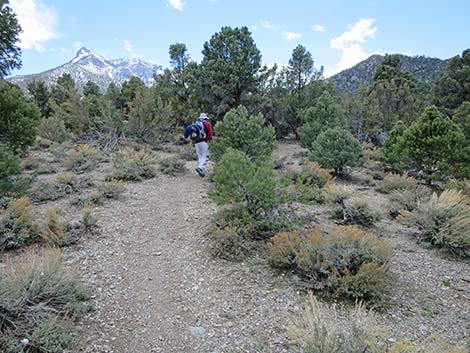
[326,18,379,77]
[260,20,274,29]
[251,25,258,32]
[9,0,58,51]
[283,31,301,41]
[310,24,325,32]
[168,0,184,11]
[74,41,84,49]
[123,39,133,53]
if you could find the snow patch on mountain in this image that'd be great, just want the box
[8,47,163,92]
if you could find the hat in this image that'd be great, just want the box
[198,113,209,120]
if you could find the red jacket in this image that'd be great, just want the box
[202,120,213,142]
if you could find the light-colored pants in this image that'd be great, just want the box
[195,141,209,172]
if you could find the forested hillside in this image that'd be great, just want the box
[328,54,451,94]
[1,1,470,352]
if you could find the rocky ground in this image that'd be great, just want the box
[4,141,468,352]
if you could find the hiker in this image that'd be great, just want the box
[183,113,213,177]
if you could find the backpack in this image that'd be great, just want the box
[192,121,206,142]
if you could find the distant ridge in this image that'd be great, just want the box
[327,54,451,94]
[7,47,163,92]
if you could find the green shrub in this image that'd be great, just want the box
[158,157,186,175]
[108,148,157,181]
[209,148,279,217]
[211,105,276,163]
[332,197,383,227]
[398,190,470,257]
[50,141,71,162]
[37,163,58,175]
[29,319,73,353]
[210,206,296,258]
[0,197,38,251]
[0,248,91,352]
[272,157,285,170]
[401,106,467,181]
[268,225,392,303]
[298,91,347,148]
[63,144,101,173]
[1,143,31,201]
[377,173,417,194]
[378,120,409,172]
[309,127,363,177]
[0,82,41,151]
[38,115,69,143]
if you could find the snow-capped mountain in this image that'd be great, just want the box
[8,47,163,92]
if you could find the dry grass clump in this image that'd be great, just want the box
[446,178,470,197]
[63,144,101,173]
[332,197,382,227]
[158,157,186,176]
[108,148,157,181]
[30,172,94,202]
[290,294,466,353]
[324,183,354,205]
[0,248,92,352]
[268,226,392,304]
[377,173,417,194]
[39,208,70,246]
[290,161,333,204]
[178,145,198,161]
[81,203,98,233]
[0,197,38,251]
[289,293,386,353]
[398,189,470,257]
[21,156,42,171]
[388,186,431,218]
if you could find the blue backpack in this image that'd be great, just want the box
[193,121,206,142]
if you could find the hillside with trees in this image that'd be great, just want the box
[1,1,469,352]
[328,54,451,94]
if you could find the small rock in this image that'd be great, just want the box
[20,338,29,346]
[190,326,207,337]
[273,337,282,345]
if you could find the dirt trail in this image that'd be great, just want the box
[70,161,301,353]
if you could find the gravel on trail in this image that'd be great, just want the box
[69,163,302,353]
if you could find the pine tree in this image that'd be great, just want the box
[434,49,470,112]
[369,54,425,131]
[298,91,347,147]
[0,82,41,151]
[209,148,278,217]
[0,0,22,78]
[309,127,363,176]
[211,105,275,163]
[378,120,409,171]
[200,26,262,120]
[402,105,466,180]
[27,80,51,118]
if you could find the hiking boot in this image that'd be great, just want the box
[196,167,205,177]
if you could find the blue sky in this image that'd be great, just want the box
[8,0,470,77]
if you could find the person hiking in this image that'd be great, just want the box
[183,113,213,177]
